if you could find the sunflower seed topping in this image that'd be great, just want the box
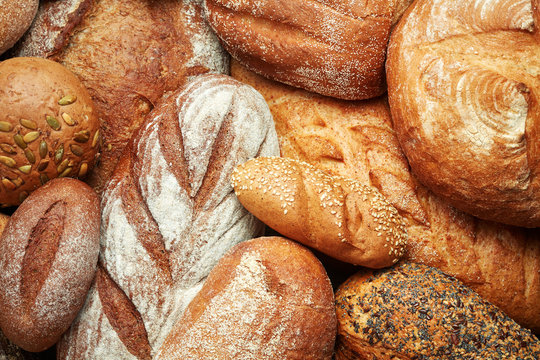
[78,162,88,177]
[62,112,76,126]
[54,145,64,164]
[19,119,37,130]
[0,122,12,132]
[74,130,90,143]
[18,165,32,174]
[23,131,40,144]
[58,95,77,105]
[0,144,16,154]
[58,167,72,178]
[57,158,69,174]
[0,156,16,168]
[2,179,16,191]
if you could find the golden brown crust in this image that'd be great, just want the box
[335,263,540,359]
[0,0,38,55]
[230,61,540,332]
[232,156,407,268]
[0,178,100,352]
[0,57,100,207]
[155,236,336,360]
[386,0,540,227]
[205,0,412,100]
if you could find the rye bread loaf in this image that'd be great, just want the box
[155,237,336,360]
[0,0,38,55]
[12,0,229,194]
[0,178,100,352]
[335,263,540,359]
[386,0,540,227]
[57,74,280,359]
[230,60,540,333]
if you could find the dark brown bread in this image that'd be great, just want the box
[155,237,336,360]
[0,0,38,55]
[0,57,100,207]
[0,178,100,352]
[335,262,540,359]
[12,0,229,194]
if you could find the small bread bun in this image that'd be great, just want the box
[0,57,100,207]
[0,0,38,55]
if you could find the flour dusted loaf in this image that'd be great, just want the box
[387,0,540,227]
[205,0,412,100]
[155,237,336,359]
[58,74,280,359]
[335,262,540,359]
[0,0,38,55]
[0,57,100,207]
[12,0,229,194]
[232,157,407,268]
[230,61,540,332]
[0,178,100,352]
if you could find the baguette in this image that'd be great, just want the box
[231,156,407,268]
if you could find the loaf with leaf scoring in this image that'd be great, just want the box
[58,74,280,359]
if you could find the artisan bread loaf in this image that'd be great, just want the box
[232,157,407,268]
[155,237,336,360]
[12,0,229,194]
[58,74,280,359]
[230,61,540,332]
[0,178,100,352]
[0,0,38,55]
[335,262,540,359]
[386,0,540,227]
[0,330,39,360]
[0,57,100,206]
[204,0,412,100]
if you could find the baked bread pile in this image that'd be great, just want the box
[0,0,538,359]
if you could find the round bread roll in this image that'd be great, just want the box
[0,0,38,55]
[0,57,100,207]
[386,0,540,227]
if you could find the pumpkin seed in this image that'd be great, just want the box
[70,144,84,157]
[61,112,76,126]
[46,116,61,131]
[0,156,16,168]
[78,162,88,178]
[2,178,15,191]
[39,141,48,158]
[13,134,26,149]
[37,160,49,172]
[58,95,77,105]
[19,119,37,130]
[0,122,12,132]
[57,158,69,174]
[19,191,28,203]
[54,144,64,164]
[58,167,72,178]
[24,149,35,164]
[0,144,16,154]
[39,174,49,185]
[92,130,100,148]
[22,131,40,144]
[74,130,90,143]
[18,165,32,174]
[12,177,23,187]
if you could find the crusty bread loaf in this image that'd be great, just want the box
[230,60,540,332]
[0,57,100,207]
[0,178,100,352]
[0,330,40,360]
[232,156,407,268]
[204,0,413,100]
[0,0,38,55]
[386,0,540,227]
[58,74,280,358]
[335,262,540,359]
[12,0,229,194]
[155,237,336,359]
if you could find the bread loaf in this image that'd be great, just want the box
[204,0,413,100]
[58,74,280,358]
[232,156,407,268]
[155,237,336,359]
[12,0,229,194]
[230,60,540,332]
[0,57,100,206]
[386,0,540,227]
[0,0,38,55]
[0,178,100,352]
[0,330,39,360]
[335,262,540,359]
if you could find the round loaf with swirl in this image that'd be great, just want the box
[387,0,540,227]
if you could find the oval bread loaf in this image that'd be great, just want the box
[0,178,100,352]
[335,262,540,359]
[232,156,407,268]
[58,74,280,359]
[0,0,38,55]
[155,237,336,360]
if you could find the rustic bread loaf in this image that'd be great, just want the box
[0,178,100,352]
[0,330,40,360]
[204,0,413,100]
[386,0,540,227]
[230,60,540,332]
[12,0,229,194]
[0,57,100,207]
[155,237,336,360]
[0,0,38,55]
[232,157,407,268]
[335,262,540,359]
[57,74,280,359]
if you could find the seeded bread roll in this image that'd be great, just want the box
[0,178,100,352]
[232,157,407,268]
[0,0,38,55]
[155,237,336,359]
[335,262,540,359]
[230,61,540,332]
[0,57,100,207]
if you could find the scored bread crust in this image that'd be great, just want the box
[386,0,540,227]
[155,237,336,360]
[230,60,540,333]
[57,74,280,359]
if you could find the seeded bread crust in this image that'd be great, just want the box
[335,263,540,359]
